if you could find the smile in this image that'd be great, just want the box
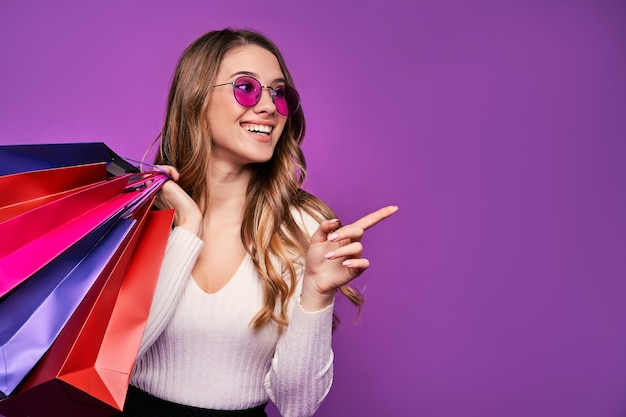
[243,124,273,136]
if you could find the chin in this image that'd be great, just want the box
[249,147,277,164]
[253,155,275,165]
[240,152,273,166]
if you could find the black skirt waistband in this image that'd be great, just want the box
[121,385,268,417]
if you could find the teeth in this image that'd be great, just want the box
[244,124,272,135]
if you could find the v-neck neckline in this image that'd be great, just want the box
[190,253,250,295]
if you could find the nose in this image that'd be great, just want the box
[254,87,277,114]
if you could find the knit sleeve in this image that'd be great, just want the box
[135,226,203,360]
[263,210,335,417]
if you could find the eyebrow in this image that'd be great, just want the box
[229,71,286,84]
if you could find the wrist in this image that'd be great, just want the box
[175,212,203,237]
[300,277,336,312]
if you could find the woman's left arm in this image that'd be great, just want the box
[265,206,397,417]
[264,288,335,417]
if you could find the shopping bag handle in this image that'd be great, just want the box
[121,157,172,179]
[121,172,170,218]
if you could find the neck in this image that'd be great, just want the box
[203,160,252,223]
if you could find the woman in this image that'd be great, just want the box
[123,28,397,417]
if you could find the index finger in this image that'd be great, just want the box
[354,205,398,231]
[154,165,179,181]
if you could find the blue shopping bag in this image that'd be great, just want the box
[0,142,139,177]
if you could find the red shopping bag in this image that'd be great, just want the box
[0,162,107,222]
[0,208,174,417]
[0,169,169,298]
[0,175,136,297]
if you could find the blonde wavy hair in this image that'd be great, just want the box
[154,28,362,330]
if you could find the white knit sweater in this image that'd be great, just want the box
[130,211,334,417]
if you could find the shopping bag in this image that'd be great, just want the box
[0,141,171,416]
[0,162,107,222]
[0,166,168,394]
[0,167,169,299]
[0,174,139,298]
[0,208,174,417]
[0,213,135,396]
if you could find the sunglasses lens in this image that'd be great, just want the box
[230,76,300,116]
[232,77,261,107]
[273,86,301,116]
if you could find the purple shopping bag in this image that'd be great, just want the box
[0,208,174,417]
[0,215,136,397]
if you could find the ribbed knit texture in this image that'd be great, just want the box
[130,212,334,417]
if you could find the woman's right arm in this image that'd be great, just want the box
[153,166,203,237]
[135,226,203,359]
[135,168,204,359]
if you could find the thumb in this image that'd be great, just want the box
[310,218,339,244]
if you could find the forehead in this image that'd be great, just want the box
[217,44,284,82]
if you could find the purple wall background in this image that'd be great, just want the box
[1,1,625,416]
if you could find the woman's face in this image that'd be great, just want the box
[206,44,288,169]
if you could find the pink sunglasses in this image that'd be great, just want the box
[212,76,301,116]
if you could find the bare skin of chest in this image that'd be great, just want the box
[191,220,246,294]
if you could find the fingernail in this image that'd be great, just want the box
[328,233,338,241]
[329,219,339,225]
[324,251,335,259]
[342,260,352,267]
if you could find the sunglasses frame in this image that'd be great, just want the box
[212,76,300,116]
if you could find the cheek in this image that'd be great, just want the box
[206,93,245,125]
[274,119,288,139]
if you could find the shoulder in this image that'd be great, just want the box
[289,206,322,238]
[288,189,336,238]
